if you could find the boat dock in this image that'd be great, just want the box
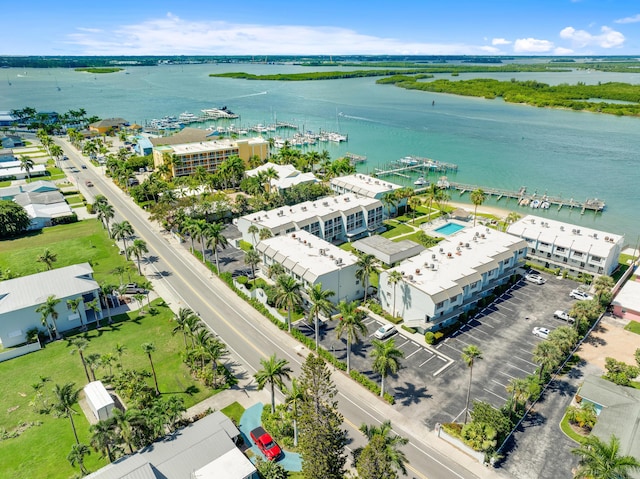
[345,152,367,164]
[373,156,458,179]
[436,182,605,214]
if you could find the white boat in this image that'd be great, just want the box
[201,106,239,119]
[540,201,550,209]
[399,156,419,166]
[178,111,199,123]
[530,199,541,208]
[414,176,426,186]
[436,176,450,189]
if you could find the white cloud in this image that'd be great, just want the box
[491,38,511,46]
[615,14,640,24]
[513,38,554,53]
[554,47,574,55]
[64,14,506,56]
[559,26,624,48]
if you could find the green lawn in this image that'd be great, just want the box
[0,220,144,287]
[380,221,414,239]
[221,401,245,424]
[0,301,215,479]
[65,195,84,205]
[624,320,640,335]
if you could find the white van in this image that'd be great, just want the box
[374,324,397,340]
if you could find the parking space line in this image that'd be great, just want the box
[405,348,423,359]
[453,408,467,423]
[492,378,508,389]
[512,354,537,367]
[433,358,455,376]
[497,370,517,380]
[505,363,534,375]
[397,339,410,349]
[419,355,436,367]
[483,388,507,402]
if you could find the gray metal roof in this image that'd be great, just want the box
[0,263,98,314]
[14,190,65,206]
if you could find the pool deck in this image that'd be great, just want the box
[421,218,468,237]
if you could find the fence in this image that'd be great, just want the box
[0,341,41,363]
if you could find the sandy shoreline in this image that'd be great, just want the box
[447,200,514,219]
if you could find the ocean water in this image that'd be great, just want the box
[1,64,638,243]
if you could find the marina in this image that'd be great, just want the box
[373,156,459,179]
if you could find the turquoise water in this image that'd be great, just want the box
[1,64,638,242]
[434,222,465,235]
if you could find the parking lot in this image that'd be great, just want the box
[295,271,582,428]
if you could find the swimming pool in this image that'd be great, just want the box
[434,222,465,235]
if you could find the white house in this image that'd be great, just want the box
[245,161,318,192]
[0,263,102,347]
[506,215,623,276]
[378,226,527,332]
[14,190,74,230]
[236,193,385,245]
[83,381,115,421]
[256,230,362,304]
[330,173,406,215]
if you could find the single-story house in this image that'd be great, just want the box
[13,190,74,230]
[0,180,58,200]
[0,135,25,149]
[0,263,102,347]
[89,118,129,135]
[0,160,47,180]
[611,273,640,321]
[245,162,318,193]
[84,411,257,479]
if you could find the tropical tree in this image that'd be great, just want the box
[141,342,160,395]
[505,377,530,416]
[70,337,91,384]
[532,341,562,381]
[335,300,368,373]
[36,295,61,340]
[37,248,58,270]
[127,238,148,275]
[244,249,261,285]
[254,354,292,414]
[205,221,229,273]
[356,254,377,303]
[267,262,285,280]
[357,420,409,479]
[248,224,259,246]
[67,443,91,476]
[85,353,101,382]
[470,188,487,227]
[307,283,335,352]
[0,200,31,237]
[371,338,404,398]
[99,282,116,326]
[462,345,483,423]
[285,378,304,447]
[504,211,521,231]
[423,183,442,221]
[19,154,34,181]
[387,270,404,318]
[259,228,273,241]
[593,275,615,304]
[172,307,200,349]
[204,336,228,389]
[67,297,85,330]
[52,382,81,444]
[90,419,118,463]
[95,201,115,233]
[409,195,423,223]
[381,191,399,218]
[571,434,640,479]
[274,274,302,333]
[111,221,134,257]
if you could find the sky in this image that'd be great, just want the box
[3,0,640,56]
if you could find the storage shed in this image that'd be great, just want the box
[83,381,115,421]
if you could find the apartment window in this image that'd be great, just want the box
[556,246,565,253]
[591,256,602,262]
[435,301,445,310]
[574,251,584,258]
[470,281,479,289]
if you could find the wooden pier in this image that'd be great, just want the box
[373,157,458,179]
[436,182,605,214]
[345,152,367,164]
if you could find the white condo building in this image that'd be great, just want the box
[236,193,384,244]
[245,162,318,192]
[378,226,527,332]
[330,174,405,216]
[256,230,362,304]
[506,215,623,276]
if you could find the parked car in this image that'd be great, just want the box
[374,323,397,340]
[124,283,146,294]
[250,426,282,461]
[525,273,546,285]
[570,289,593,301]
[532,327,550,339]
[81,164,87,169]
[85,180,94,187]
[553,310,575,323]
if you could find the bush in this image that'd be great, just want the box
[254,278,267,290]
[368,302,384,315]
[349,370,395,404]
[425,332,435,344]
[86,203,95,214]
[401,325,416,334]
[236,276,248,285]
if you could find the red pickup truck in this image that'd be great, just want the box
[250,426,282,461]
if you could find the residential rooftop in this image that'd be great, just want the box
[330,173,403,198]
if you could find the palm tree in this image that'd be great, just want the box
[532,341,562,381]
[95,201,115,233]
[85,353,101,382]
[67,443,91,476]
[90,419,117,463]
[285,378,304,447]
[141,342,160,395]
[461,344,483,424]
[274,274,302,332]
[505,377,530,416]
[306,283,335,352]
[180,217,199,253]
[36,295,61,340]
[70,337,91,384]
[37,248,58,270]
[205,337,228,388]
[267,262,285,280]
[336,300,368,373]
[19,154,34,181]
[205,222,228,274]
[572,434,640,479]
[172,307,200,349]
[504,211,521,231]
[409,195,423,223]
[259,228,273,241]
[371,338,404,398]
[254,354,292,414]
[67,297,84,330]
[244,249,261,285]
[99,282,115,326]
[52,382,81,444]
[127,238,148,276]
[356,254,377,303]
[111,221,134,257]
[593,275,615,304]
[248,224,259,246]
[381,191,399,218]
[470,188,487,227]
[359,420,409,475]
[387,270,404,318]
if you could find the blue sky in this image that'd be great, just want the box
[3,0,639,56]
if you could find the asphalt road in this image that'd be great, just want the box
[56,138,504,479]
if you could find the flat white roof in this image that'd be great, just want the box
[83,381,114,411]
[389,226,527,302]
[258,230,358,282]
[331,173,402,198]
[159,137,266,156]
[241,193,381,230]
[507,214,623,258]
[193,447,256,479]
[612,278,640,313]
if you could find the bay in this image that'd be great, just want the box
[1,64,638,244]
